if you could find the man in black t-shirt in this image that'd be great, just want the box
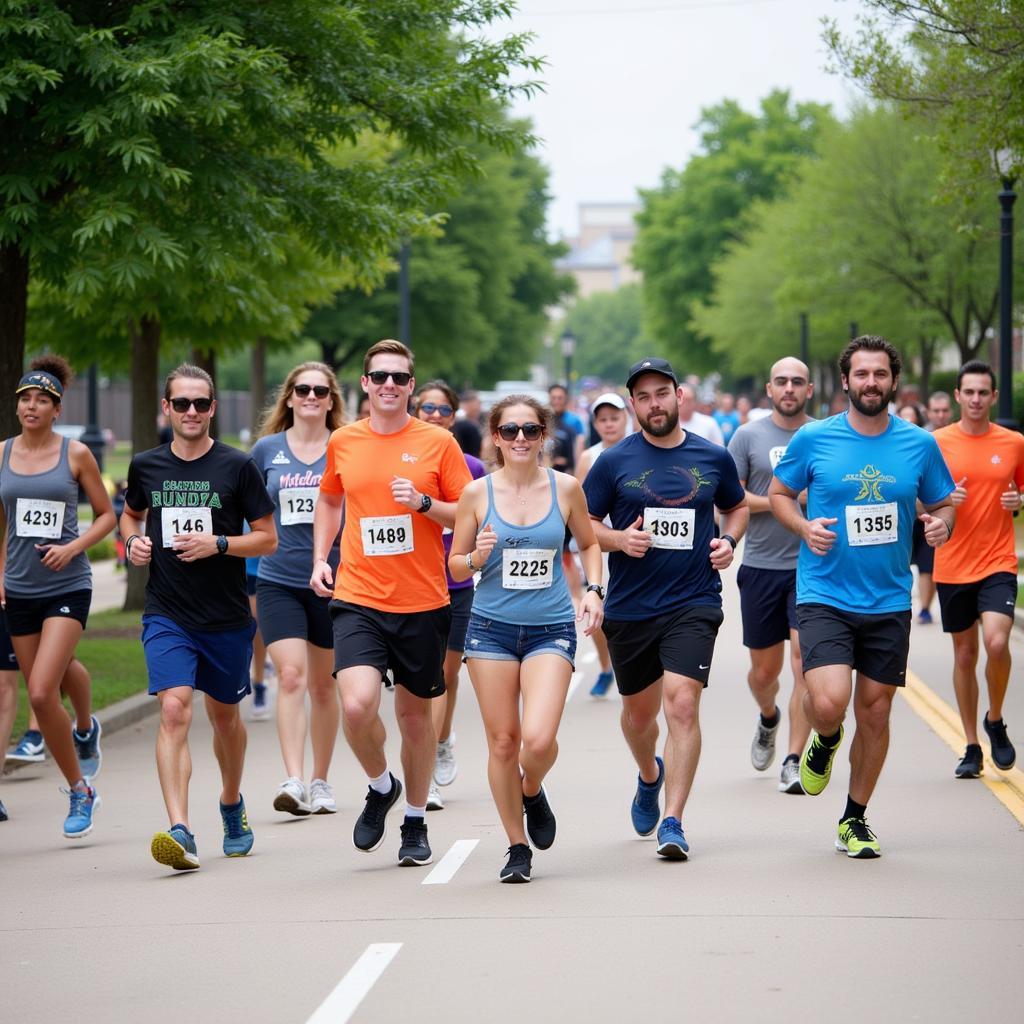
[121,364,276,872]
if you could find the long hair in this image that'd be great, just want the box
[488,394,551,467]
[258,362,345,438]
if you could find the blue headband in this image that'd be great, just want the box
[16,371,64,400]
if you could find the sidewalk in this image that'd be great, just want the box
[90,557,127,613]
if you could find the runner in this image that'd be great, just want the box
[311,340,471,867]
[0,614,19,821]
[121,363,277,870]
[0,356,114,838]
[450,394,603,882]
[251,362,344,815]
[925,391,952,433]
[898,404,938,624]
[769,335,955,858]
[728,357,813,793]
[245,548,270,720]
[678,383,724,445]
[583,358,748,860]
[932,361,1024,777]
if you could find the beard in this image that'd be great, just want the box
[771,394,807,417]
[638,404,680,437]
[848,382,897,417]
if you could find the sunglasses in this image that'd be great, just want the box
[293,384,330,398]
[367,370,412,386]
[169,397,213,413]
[497,421,543,442]
[420,402,453,417]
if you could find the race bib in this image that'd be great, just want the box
[161,507,213,547]
[502,548,556,590]
[279,487,318,526]
[360,514,414,556]
[15,498,65,539]
[644,507,695,550]
[845,502,897,547]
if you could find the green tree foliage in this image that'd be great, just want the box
[562,284,649,384]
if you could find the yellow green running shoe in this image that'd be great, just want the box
[836,816,881,859]
[799,726,844,796]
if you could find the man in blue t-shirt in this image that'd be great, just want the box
[584,357,748,861]
[769,336,954,860]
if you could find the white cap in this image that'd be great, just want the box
[591,392,627,416]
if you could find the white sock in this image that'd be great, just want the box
[369,769,392,795]
[405,804,426,819]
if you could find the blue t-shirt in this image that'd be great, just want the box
[583,431,746,620]
[773,413,954,613]
[714,410,741,443]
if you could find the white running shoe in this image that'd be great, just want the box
[434,734,457,787]
[273,777,311,816]
[309,778,337,815]
[751,711,780,772]
[778,758,803,794]
[426,778,445,811]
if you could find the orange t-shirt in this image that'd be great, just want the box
[932,422,1024,584]
[319,418,472,612]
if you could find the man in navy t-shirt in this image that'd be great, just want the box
[584,357,748,861]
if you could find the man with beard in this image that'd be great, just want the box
[583,358,748,860]
[728,357,814,794]
[769,336,955,858]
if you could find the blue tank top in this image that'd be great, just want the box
[472,469,574,626]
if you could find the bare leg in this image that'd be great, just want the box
[519,654,572,797]
[394,685,434,808]
[432,647,462,744]
[786,630,811,757]
[307,644,339,781]
[660,672,703,821]
[61,659,93,733]
[918,573,936,615]
[336,666,387,779]
[155,686,194,827]
[951,626,980,745]
[205,695,247,806]
[801,663,852,737]
[0,670,18,759]
[270,637,312,779]
[621,681,662,783]
[980,611,1013,722]
[747,642,783,718]
[248,593,265,687]
[592,628,612,673]
[848,674,897,806]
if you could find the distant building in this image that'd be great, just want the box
[557,202,641,298]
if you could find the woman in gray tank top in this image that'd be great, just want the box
[0,356,116,841]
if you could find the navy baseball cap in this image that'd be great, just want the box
[626,358,679,392]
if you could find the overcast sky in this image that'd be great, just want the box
[495,0,868,238]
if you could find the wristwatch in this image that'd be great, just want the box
[417,494,433,514]
[216,535,229,555]
[585,583,606,600]
[720,534,737,550]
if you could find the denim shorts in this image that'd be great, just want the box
[463,614,576,667]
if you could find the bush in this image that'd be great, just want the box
[87,536,117,562]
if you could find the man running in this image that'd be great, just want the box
[122,364,277,870]
[311,340,471,867]
[584,357,748,860]
[932,361,1023,777]
[769,336,955,858]
[728,357,813,793]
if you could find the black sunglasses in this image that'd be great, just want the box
[293,384,330,398]
[420,402,453,417]
[169,397,213,413]
[497,421,543,442]
[367,370,412,386]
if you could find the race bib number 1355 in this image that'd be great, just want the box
[845,502,898,547]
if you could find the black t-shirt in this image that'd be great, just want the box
[125,440,275,631]
[452,418,483,459]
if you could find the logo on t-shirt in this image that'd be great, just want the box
[624,466,710,505]
[769,445,787,470]
[271,451,290,465]
[992,454,1002,464]
[401,452,419,463]
[842,464,895,501]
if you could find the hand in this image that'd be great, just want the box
[920,512,951,548]
[619,514,653,558]
[577,589,604,636]
[950,476,968,507]
[0,579,5,608]
[35,542,79,572]
[310,558,334,597]
[803,517,838,556]
[999,480,1022,512]
[709,536,735,571]
[127,535,153,566]
[473,523,498,565]
[390,476,421,510]
[173,532,218,562]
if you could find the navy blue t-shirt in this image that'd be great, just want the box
[583,431,745,620]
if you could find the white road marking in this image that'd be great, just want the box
[582,650,598,665]
[422,839,479,885]
[566,671,584,702]
[306,943,402,1024]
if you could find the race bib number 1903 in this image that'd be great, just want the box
[644,507,695,550]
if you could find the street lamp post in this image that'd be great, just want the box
[994,149,1018,429]
[80,363,104,473]
[799,312,809,365]
[560,329,577,398]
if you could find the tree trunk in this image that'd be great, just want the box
[0,243,29,440]
[918,335,936,397]
[190,348,218,439]
[251,338,267,437]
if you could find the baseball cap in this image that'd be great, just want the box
[591,392,626,417]
[625,358,679,392]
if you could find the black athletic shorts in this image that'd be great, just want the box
[603,604,724,695]
[0,612,18,669]
[910,519,935,574]
[446,586,474,654]
[937,572,1017,634]
[737,565,797,649]
[796,603,911,686]
[330,599,451,699]
[256,579,333,649]
[3,589,91,635]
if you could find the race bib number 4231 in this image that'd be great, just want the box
[360,515,414,556]
[502,548,555,590]
[845,502,897,547]
[644,507,695,550]
[161,507,213,547]
[16,498,65,539]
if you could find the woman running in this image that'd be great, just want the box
[0,356,115,838]
[449,394,604,882]
[251,362,343,815]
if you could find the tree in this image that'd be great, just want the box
[562,284,649,384]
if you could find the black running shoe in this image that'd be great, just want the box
[353,774,402,852]
[954,743,983,779]
[983,715,1016,770]
[500,843,532,883]
[398,816,432,866]
[523,786,556,850]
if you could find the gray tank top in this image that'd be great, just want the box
[1,436,92,597]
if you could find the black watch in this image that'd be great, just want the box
[720,533,737,550]
[417,494,433,514]
[585,583,606,600]
[216,534,229,555]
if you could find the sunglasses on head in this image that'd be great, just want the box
[169,397,213,413]
[420,402,453,417]
[497,421,543,442]
[367,370,412,386]
[293,384,330,398]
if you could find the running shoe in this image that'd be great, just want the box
[353,774,402,852]
[836,816,881,859]
[72,715,102,780]
[426,778,444,811]
[383,671,395,691]
[589,670,614,698]
[656,816,689,860]
[434,733,457,787]
[500,843,533,883]
[631,755,664,836]
[523,786,556,850]
[151,824,200,870]
[398,816,432,866]
[221,796,254,857]
[251,682,270,721]
[310,778,337,814]
[7,730,45,764]
[0,797,8,822]
[778,756,803,794]
[799,726,844,796]
[983,715,1016,770]
[62,783,99,839]
[273,777,311,816]
[954,744,983,779]
[751,708,780,771]
[917,608,933,625]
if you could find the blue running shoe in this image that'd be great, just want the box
[656,816,689,860]
[72,715,102,780]
[220,796,254,857]
[63,783,99,838]
[590,671,614,698]
[631,755,664,836]
[7,729,45,764]
[151,824,200,870]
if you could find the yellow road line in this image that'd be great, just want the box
[902,669,1024,826]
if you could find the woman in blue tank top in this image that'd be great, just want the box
[449,394,604,883]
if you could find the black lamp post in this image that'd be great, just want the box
[80,363,104,472]
[994,149,1018,429]
[799,312,809,365]
[560,329,577,398]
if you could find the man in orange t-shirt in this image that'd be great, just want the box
[311,340,471,867]
[933,361,1024,778]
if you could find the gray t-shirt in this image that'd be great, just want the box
[728,416,811,570]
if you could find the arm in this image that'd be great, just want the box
[919,496,955,548]
[310,490,343,597]
[448,481,497,583]
[709,501,749,571]
[590,514,652,558]
[390,476,458,529]
[120,502,153,567]
[769,477,837,556]
[575,449,593,483]
[739,479,772,515]
[566,478,603,635]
